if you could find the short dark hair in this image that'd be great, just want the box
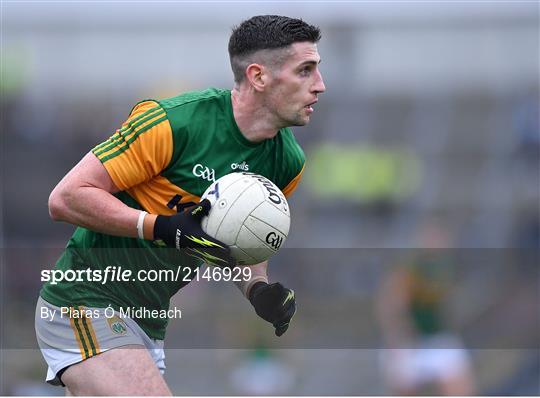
[228,15,321,84]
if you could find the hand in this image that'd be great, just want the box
[249,282,296,336]
[153,199,233,267]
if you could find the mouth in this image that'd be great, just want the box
[304,100,318,113]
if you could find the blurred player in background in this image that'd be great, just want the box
[35,15,325,395]
[376,222,475,395]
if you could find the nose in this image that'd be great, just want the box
[312,68,326,94]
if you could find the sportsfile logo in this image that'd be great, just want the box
[192,163,215,182]
[231,161,249,171]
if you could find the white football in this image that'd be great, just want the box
[201,172,290,265]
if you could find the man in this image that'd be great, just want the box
[376,223,475,395]
[35,15,325,395]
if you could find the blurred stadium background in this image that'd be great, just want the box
[1,1,539,395]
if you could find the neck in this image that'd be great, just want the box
[231,88,281,143]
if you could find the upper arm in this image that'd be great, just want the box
[48,151,120,220]
[52,151,120,196]
[91,101,173,191]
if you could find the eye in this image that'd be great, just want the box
[299,67,311,76]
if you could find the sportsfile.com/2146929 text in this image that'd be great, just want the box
[40,266,252,285]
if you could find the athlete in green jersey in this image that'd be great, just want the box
[40,88,306,341]
[36,15,325,395]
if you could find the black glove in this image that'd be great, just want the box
[249,281,296,336]
[154,199,233,267]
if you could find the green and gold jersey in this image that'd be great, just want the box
[41,88,305,340]
[406,260,450,336]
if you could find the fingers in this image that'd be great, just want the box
[198,234,236,267]
[182,197,234,267]
[265,282,285,298]
[220,251,236,268]
[274,321,290,337]
[190,199,211,218]
[273,287,296,337]
[185,247,233,268]
[184,232,227,249]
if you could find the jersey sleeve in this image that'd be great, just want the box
[91,101,173,191]
[282,163,305,198]
[278,128,306,198]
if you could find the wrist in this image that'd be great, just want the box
[143,214,159,240]
[136,211,148,239]
[237,276,268,299]
[248,281,268,303]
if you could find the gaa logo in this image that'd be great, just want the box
[265,231,284,250]
[192,164,216,182]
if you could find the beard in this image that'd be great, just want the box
[280,108,310,127]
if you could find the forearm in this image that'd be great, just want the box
[235,260,269,298]
[48,151,157,239]
[50,185,157,239]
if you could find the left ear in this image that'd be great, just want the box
[245,63,270,92]
[258,65,273,89]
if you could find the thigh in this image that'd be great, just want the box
[61,344,171,396]
[36,298,167,387]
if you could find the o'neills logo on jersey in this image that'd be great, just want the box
[231,161,249,171]
[192,164,216,182]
